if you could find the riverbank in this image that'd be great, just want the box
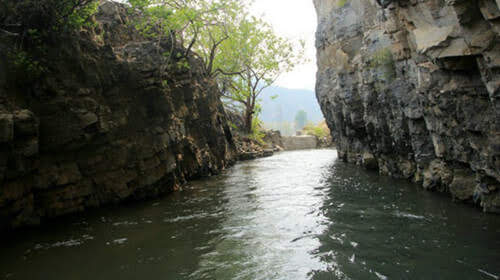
[233,130,282,161]
[234,129,332,159]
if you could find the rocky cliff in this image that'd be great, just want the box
[0,2,236,229]
[315,0,500,212]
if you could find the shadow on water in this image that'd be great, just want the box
[0,177,231,280]
[310,160,500,280]
[0,149,499,280]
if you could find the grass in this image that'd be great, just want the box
[369,48,396,83]
[337,0,348,8]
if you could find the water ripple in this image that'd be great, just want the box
[1,149,500,280]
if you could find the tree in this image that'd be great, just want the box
[1,0,98,35]
[125,0,305,134]
[295,110,308,131]
[281,121,293,136]
[220,17,305,134]
[126,0,247,77]
[302,120,330,138]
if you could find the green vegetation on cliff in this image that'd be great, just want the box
[2,0,304,136]
[336,0,348,8]
[1,0,99,80]
[0,1,238,229]
[124,0,305,135]
[369,48,396,83]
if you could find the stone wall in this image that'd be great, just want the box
[282,136,319,150]
[315,0,500,212]
[0,2,236,229]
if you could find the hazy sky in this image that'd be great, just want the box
[251,0,317,91]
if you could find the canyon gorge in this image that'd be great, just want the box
[1,1,500,279]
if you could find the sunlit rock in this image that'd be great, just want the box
[315,0,500,212]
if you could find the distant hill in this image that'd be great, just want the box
[259,86,324,124]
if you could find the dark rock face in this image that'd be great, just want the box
[315,0,500,212]
[0,2,236,229]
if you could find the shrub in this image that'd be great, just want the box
[2,0,98,79]
[337,0,348,8]
[250,117,265,144]
[302,121,330,139]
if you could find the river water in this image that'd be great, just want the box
[1,149,499,280]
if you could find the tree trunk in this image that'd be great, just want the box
[244,109,253,134]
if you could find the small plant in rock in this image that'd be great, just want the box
[175,58,191,71]
[250,116,266,144]
[337,0,348,8]
[8,50,47,79]
[369,48,396,83]
[370,48,393,67]
[1,0,99,81]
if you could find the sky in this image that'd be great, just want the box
[251,0,318,91]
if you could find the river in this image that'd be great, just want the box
[1,149,499,280]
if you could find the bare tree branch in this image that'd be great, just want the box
[0,28,19,37]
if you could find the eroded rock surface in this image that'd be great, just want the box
[315,0,500,212]
[0,2,236,229]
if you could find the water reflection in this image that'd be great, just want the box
[311,161,500,280]
[0,177,231,280]
[0,149,499,280]
[192,150,336,279]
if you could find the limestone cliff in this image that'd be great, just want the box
[0,2,236,229]
[315,0,500,212]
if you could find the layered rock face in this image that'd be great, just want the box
[315,0,500,211]
[0,2,235,229]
